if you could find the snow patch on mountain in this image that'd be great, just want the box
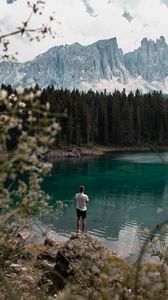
[80,76,168,94]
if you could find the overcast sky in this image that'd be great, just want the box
[0,0,168,62]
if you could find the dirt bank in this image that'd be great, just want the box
[44,145,168,161]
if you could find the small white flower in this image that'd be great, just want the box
[9,93,17,102]
[52,122,61,131]
[29,92,35,100]
[19,101,26,108]
[46,102,50,110]
[36,90,42,97]
[0,89,8,100]
[24,92,35,101]
[16,86,24,95]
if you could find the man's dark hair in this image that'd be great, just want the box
[80,185,85,193]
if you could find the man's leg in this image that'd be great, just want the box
[76,217,80,233]
[82,217,86,233]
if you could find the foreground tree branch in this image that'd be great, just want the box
[0,0,57,59]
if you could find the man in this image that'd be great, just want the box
[75,185,89,234]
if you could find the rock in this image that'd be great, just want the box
[16,231,30,241]
[65,150,80,158]
[20,251,33,261]
[44,238,55,247]
[8,264,29,274]
[70,233,80,240]
[39,234,127,298]
[23,275,34,283]
[9,263,22,273]
[36,260,55,271]
[54,251,70,277]
[71,148,81,157]
[52,234,114,281]
[80,149,93,156]
[39,270,65,291]
[20,267,28,272]
[39,270,56,285]
[7,272,18,279]
[37,251,58,262]
[48,296,57,300]
[92,265,100,275]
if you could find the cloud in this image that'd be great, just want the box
[108,0,138,7]
[122,10,133,22]
[81,0,97,17]
[161,0,168,7]
[1,0,168,62]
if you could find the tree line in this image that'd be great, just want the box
[2,84,168,147]
[40,87,168,146]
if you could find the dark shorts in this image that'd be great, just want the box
[76,209,87,219]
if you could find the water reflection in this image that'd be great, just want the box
[114,151,168,164]
[117,223,141,260]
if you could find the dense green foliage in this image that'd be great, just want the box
[0,84,61,299]
[40,87,168,146]
[2,85,168,147]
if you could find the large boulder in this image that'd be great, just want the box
[38,233,130,297]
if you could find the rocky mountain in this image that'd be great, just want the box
[1,36,168,93]
[125,36,168,81]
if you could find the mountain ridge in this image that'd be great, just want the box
[0,36,168,93]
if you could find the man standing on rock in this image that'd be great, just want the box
[75,185,89,234]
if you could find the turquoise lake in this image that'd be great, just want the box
[42,152,168,261]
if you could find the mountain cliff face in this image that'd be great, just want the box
[1,36,168,93]
[125,36,168,82]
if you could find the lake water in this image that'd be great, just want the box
[42,152,168,261]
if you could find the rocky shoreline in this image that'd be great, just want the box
[1,232,166,300]
[0,233,123,300]
[44,145,168,161]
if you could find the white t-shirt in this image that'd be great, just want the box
[75,192,89,211]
